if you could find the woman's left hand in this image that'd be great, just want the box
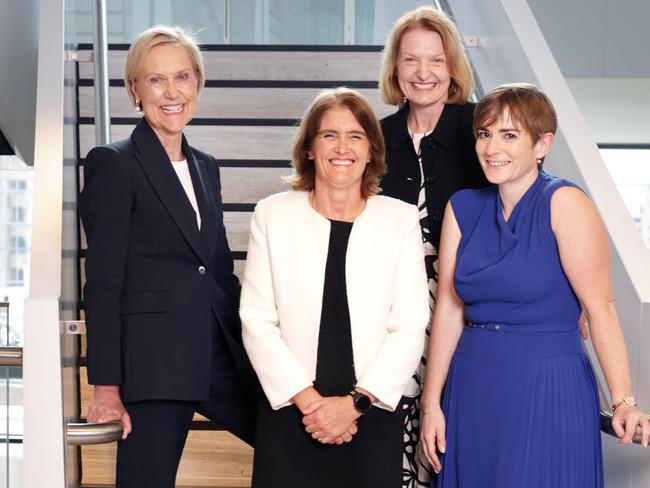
[302,395,361,444]
[612,404,650,447]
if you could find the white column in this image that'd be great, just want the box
[23,0,66,486]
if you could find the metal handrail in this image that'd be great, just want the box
[66,421,123,445]
[0,346,22,366]
[92,0,111,145]
[1,345,123,444]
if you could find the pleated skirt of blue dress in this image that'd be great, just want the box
[436,322,604,488]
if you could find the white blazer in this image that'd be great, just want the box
[240,191,429,411]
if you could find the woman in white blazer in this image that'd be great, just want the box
[240,87,429,488]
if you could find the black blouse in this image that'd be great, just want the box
[314,220,355,397]
[380,102,490,249]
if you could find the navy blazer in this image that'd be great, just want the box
[79,118,254,403]
[380,102,490,249]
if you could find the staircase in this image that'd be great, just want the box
[75,44,392,487]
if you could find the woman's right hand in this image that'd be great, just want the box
[87,385,132,439]
[420,406,446,474]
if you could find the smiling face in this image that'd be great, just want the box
[308,107,371,194]
[132,43,198,141]
[396,27,450,110]
[475,108,553,188]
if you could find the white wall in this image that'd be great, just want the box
[528,0,650,146]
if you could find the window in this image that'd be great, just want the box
[7,180,27,191]
[9,236,27,253]
[7,267,24,286]
[9,206,26,222]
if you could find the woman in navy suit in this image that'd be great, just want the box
[78,26,256,487]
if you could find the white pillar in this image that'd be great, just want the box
[22,0,66,486]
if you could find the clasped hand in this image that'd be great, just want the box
[302,396,361,445]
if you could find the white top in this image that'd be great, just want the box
[171,159,201,229]
[240,191,429,411]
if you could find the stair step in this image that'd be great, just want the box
[78,124,297,161]
[77,47,383,82]
[79,86,392,120]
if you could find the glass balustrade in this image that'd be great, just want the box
[64,0,427,45]
[0,363,22,488]
[0,157,31,487]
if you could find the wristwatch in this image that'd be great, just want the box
[612,394,637,412]
[348,389,372,415]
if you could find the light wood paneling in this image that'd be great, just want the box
[224,212,253,252]
[79,124,296,161]
[78,86,394,120]
[234,260,245,281]
[78,49,383,82]
[220,167,292,204]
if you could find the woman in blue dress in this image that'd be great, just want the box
[420,83,650,487]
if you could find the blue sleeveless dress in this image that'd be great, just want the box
[435,171,604,488]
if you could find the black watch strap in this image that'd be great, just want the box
[348,389,372,415]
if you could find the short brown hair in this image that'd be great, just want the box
[380,6,474,106]
[286,87,386,198]
[474,83,558,144]
[124,25,205,107]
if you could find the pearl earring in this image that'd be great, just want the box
[135,101,142,112]
[536,158,542,165]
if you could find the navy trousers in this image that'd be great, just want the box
[115,319,256,488]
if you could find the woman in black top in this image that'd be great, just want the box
[240,88,429,487]
[378,7,489,486]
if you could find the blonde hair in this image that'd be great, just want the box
[286,87,386,198]
[380,6,474,106]
[124,25,205,107]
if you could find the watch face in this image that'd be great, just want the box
[623,395,636,405]
[354,393,371,412]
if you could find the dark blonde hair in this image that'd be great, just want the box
[286,87,386,198]
[124,25,205,107]
[380,6,474,106]
[474,83,557,144]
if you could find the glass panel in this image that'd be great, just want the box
[0,365,23,488]
[0,156,33,347]
[0,158,29,488]
[601,148,650,248]
[64,0,429,45]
